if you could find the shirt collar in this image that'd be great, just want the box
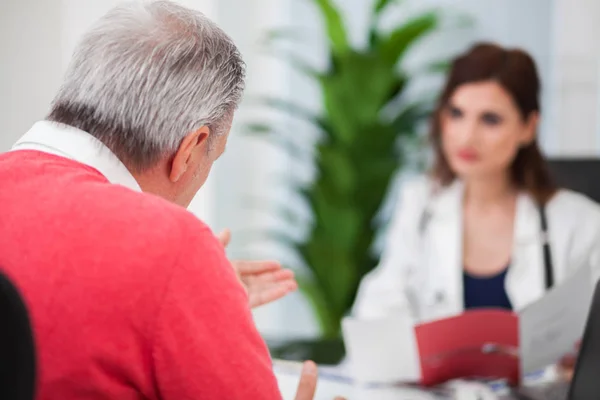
[12,121,142,192]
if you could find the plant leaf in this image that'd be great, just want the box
[247,0,447,340]
[421,59,450,75]
[392,101,434,134]
[316,144,355,196]
[235,228,299,250]
[250,96,332,134]
[261,28,305,45]
[379,11,439,66]
[296,274,340,338]
[260,49,321,77]
[446,10,476,30]
[242,195,306,227]
[244,122,312,161]
[299,236,358,319]
[374,0,401,15]
[319,51,400,144]
[312,0,350,56]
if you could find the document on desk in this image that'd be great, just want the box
[519,263,593,376]
[342,311,519,386]
[341,263,595,387]
[415,310,519,386]
[341,315,421,383]
[273,359,439,400]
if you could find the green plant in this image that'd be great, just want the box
[247,0,448,341]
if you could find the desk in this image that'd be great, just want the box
[275,369,561,399]
[276,371,440,399]
[274,359,571,399]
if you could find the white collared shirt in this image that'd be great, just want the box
[12,121,141,192]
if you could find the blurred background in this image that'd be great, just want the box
[2,0,600,348]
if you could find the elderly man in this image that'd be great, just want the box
[0,1,319,399]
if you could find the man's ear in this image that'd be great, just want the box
[170,126,210,183]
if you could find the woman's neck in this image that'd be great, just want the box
[464,174,516,208]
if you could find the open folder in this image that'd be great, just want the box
[342,263,593,387]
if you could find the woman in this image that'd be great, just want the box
[353,43,600,323]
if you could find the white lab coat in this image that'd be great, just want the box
[353,177,600,323]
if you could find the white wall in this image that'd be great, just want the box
[0,0,63,151]
[552,0,600,155]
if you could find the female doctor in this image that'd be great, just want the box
[353,43,600,324]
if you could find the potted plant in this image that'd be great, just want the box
[246,0,455,364]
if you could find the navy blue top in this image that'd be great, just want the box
[463,267,513,311]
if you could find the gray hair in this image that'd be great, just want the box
[48,0,246,171]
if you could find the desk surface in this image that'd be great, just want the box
[276,371,441,400]
[275,370,567,399]
[274,359,569,399]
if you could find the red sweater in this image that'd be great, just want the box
[0,150,282,400]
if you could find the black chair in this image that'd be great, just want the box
[0,271,36,400]
[547,158,600,203]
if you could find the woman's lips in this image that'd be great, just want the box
[456,149,479,162]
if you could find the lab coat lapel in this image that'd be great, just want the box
[424,181,464,319]
[506,194,546,310]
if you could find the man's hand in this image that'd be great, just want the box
[295,361,318,400]
[294,361,346,400]
[233,259,297,308]
[218,229,298,308]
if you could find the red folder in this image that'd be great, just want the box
[415,309,520,386]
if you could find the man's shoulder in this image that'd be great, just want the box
[1,149,218,268]
[7,150,215,255]
[89,183,214,244]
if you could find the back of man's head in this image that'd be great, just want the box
[48,0,245,173]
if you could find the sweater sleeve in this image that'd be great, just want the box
[151,215,282,400]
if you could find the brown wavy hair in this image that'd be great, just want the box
[429,42,557,204]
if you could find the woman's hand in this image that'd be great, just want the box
[558,341,581,381]
[218,229,298,308]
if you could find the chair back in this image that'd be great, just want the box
[547,158,600,203]
[0,271,36,400]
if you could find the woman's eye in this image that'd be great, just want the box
[447,106,462,119]
[482,113,502,126]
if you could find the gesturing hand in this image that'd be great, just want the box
[218,229,298,308]
[293,361,347,400]
[294,361,318,400]
[559,340,581,381]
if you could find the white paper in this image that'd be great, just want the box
[273,359,437,400]
[341,315,421,383]
[519,263,594,375]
